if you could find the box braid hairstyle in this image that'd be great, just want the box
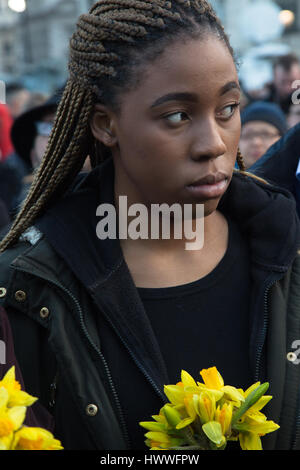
[1,0,250,251]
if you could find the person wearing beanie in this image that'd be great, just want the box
[239,101,288,169]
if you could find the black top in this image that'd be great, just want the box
[138,216,253,390]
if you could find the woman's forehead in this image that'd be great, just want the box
[120,36,238,105]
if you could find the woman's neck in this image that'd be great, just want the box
[119,209,229,288]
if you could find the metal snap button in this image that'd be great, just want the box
[15,290,27,302]
[0,287,7,298]
[287,352,297,362]
[86,404,98,417]
[40,307,50,319]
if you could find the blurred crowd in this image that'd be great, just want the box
[1,52,300,232]
[0,83,91,234]
[240,53,300,169]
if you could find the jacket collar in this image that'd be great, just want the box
[37,156,300,282]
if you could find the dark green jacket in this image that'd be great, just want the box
[0,159,300,450]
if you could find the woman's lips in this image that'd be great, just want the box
[185,177,228,199]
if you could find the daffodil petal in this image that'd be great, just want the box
[164,385,185,405]
[181,371,197,388]
[222,386,245,404]
[239,431,262,450]
[202,421,226,446]
[0,387,9,410]
[244,417,280,435]
[0,433,13,450]
[8,390,38,408]
[244,382,261,397]
[248,395,272,413]
[139,421,166,432]
[200,367,224,389]
[145,431,170,444]
[7,406,26,431]
[0,367,16,387]
[175,417,195,430]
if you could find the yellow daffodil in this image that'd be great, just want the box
[0,386,27,450]
[12,427,63,450]
[144,431,185,450]
[0,367,37,408]
[237,413,279,450]
[199,367,244,405]
[215,402,233,436]
[0,367,63,451]
[140,367,280,451]
[193,391,216,425]
[202,421,226,448]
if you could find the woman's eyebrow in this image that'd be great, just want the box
[150,83,240,109]
[150,92,198,108]
[219,81,240,96]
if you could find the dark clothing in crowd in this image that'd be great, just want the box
[261,83,293,115]
[0,162,22,215]
[250,121,300,218]
[0,158,300,450]
[0,199,9,231]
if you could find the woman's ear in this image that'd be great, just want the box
[90,104,118,147]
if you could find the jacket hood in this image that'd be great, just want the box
[35,157,300,290]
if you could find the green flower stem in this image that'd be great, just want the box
[231,382,269,427]
[181,426,198,446]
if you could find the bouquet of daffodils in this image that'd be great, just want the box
[140,367,279,451]
[0,366,63,450]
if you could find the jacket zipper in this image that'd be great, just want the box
[293,410,300,449]
[254,279,277,381]
[13,267,131,450]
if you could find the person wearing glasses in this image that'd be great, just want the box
[239,101,288,170]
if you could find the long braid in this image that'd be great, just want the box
[0,0,234,252]
[236,148,246,172]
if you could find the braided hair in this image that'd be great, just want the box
[1,0,245,251]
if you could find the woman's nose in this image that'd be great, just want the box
[190,119,227,161]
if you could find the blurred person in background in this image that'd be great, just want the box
[250,121,300,218]
[10,92,60,211]
[10,86,91,213]
[263,54,300,115]
[5,84,31,120]
[239,101,287,169]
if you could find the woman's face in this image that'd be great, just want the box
[95,36,241,217]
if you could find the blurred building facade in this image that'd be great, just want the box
[211,0,300,56]
[0,0,300,93]
[0,0,94,92]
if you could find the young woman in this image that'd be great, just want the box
[0,0,300,451]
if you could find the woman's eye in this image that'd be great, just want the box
[218,103,240,119]
[165,112,189,124]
